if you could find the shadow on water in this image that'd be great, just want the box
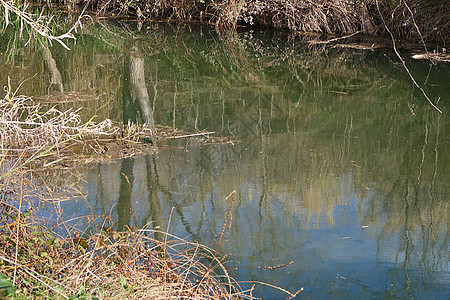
[1,21,449,299]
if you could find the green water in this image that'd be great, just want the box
[1,21,449,299]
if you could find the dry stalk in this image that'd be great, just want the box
[0,91,135,173]
[0,255,71,299]
[375,0,443,114]
[0,0,84,49]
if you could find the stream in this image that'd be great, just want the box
[1,21,449,299]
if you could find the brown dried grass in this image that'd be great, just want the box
[375,0,449,45]
[0,91,118,153]
[77,0,448,44]
[0,187,255,299]
[2,0,447,43]
[0,83,158,171]
[243,0,358,34]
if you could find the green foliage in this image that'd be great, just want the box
[0,274,16,297]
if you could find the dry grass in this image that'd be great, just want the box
[0,83,160,172]
[0,186,256,299]
[1,86,117,153]
[2,0,447,44]
[63,0,449,44]
[0,87,236,172]
[375,0,449,45]
[0,82,231,171]
[243,0,358,34]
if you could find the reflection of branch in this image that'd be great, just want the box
[375,0,442,114]
[146,155,198,241]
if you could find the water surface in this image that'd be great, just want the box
[1,22,449,299]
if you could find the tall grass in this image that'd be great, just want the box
[0,203,254,298]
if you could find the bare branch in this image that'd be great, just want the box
[375,0,442,114]
[0,0,84,49]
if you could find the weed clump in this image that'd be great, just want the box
[0,203,251,299]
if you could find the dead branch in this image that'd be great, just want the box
[376,0,443,114]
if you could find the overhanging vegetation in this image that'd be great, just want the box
[75,0,449,44]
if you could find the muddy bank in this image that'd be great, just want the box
[79,0,448,46]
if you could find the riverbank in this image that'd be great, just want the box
[76,0,448,46]
[0,1,447,297]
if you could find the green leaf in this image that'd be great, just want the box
[0,274,16,297]
[120,276,128,290]
[5,237,16,247]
